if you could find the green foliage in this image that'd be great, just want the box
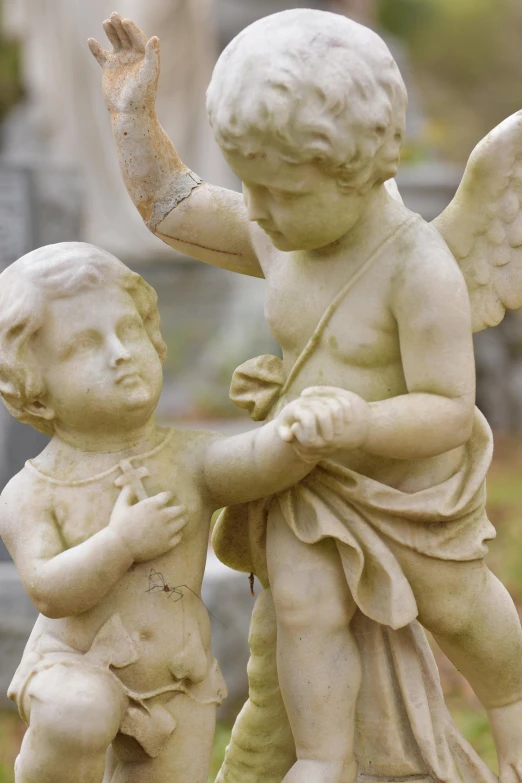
[379,0,436,39]
[450,708,497,770]
[0,711,23,783]
[208,723,232,782]
[0,1,23,123]
[378,0,522,161]
[0,38,22,122]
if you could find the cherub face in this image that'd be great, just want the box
[224,147,367,252]
[30,285,163,435]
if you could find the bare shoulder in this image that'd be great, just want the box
[394,213,465,284]
[1,466,42,512]
[0,466,47,554]
[391,214,469,314]
[166,426,224,471]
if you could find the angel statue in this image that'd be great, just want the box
[89,8,522,783]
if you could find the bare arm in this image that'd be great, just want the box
[295,253,476,460]
[202,394,356,508]
[363,252,475,458]
[0,501,133,619]
[0,483,188,619]
[89,14,262,277]
[203,419,313,509]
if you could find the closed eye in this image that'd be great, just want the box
[270,190,305,201]
[117,316,145,339]
[61,330,101,358]
[269,187,312,203]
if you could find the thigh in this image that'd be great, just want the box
[25,663,125,747]
[384,537,489,630]
[111,695,216,783]
[266,501,356,622]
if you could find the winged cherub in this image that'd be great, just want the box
[89,10,522,782]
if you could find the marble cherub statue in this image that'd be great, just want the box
[0,242,353,783]
[89,9,522,782]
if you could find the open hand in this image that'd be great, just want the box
[277,387,370,463]
[88,12,159,115]
[109,485,189,563]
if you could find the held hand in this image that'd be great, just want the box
[109,485,189,563]
[277,387,371,463]
[88,13,159,115]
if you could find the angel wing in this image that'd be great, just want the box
[432,110,522,333]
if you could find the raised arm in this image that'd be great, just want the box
[89,13,262,277]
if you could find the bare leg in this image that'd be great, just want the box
[16,665,125,783]
[266,504,360,783]
[111,695,216,783]
[387,539,522,783]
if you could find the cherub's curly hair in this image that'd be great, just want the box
[207,9,407,193]
[0,242,166,435]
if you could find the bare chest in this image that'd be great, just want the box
[264,253,399,372]
[35,445,204,551]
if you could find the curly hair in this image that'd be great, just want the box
[0,242,166,435]
[207,9,407,193]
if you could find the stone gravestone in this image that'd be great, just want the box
[0,163,83,560]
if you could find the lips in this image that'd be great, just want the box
[260,223,283,237]
[115,371,141,384]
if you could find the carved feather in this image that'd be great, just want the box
[432,110,522,332]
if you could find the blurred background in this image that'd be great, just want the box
[1,0,522,778]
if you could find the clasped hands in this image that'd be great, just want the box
[276,387,371,464]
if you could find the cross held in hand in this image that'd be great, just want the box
[114,459,150,501]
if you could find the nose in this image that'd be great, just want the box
[108,335,132,367]
[245,186,270,222]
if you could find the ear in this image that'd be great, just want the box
[24,398,55,422]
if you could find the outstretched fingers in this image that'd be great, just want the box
[122,17,147,53]
[103,18,122,51]
[143,36,160,77]
[88,37,109,67]
[110,12,132,49]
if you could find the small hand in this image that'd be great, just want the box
[277,387,370,462]
[88,13,159,115]
[109,485,189,563]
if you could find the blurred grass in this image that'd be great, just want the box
[2,435,522,779]
[0,712,24,783]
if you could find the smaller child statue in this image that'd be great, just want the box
[0,242,347,783]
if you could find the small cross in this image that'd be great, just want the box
[114,459,150,501]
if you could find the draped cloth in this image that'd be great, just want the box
[212,360,497,779]
[215,590,497,783]
[214,398,495,630]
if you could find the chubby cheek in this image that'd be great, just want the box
[146,354,164,396]
[47,375,104,425]
[136,341,163,383]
